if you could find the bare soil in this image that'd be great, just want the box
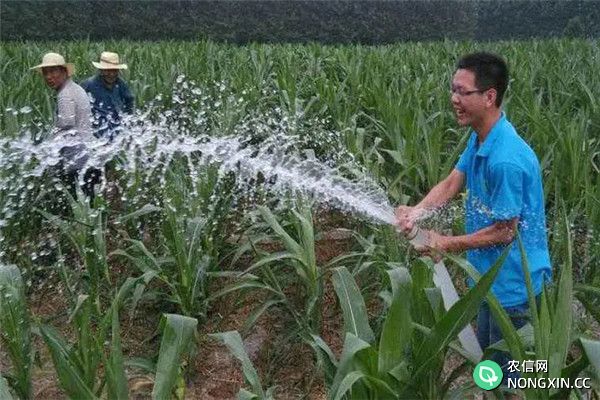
[3,216,597,400]
[0,224,354,399]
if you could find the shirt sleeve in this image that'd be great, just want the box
[488,162,524,221]
[120,81,134,114]
[455,146,470,172]
[55,93,76,132]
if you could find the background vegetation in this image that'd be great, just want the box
[1,1,599,43]
[1,38,599,398]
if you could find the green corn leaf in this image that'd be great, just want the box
[333,370,366,400]
[116,204,162,224]
[538,287,551,360]
[0,264,32,400]
[121,239,163,270]
[487,323,535,353]
[68,294,90,324]
[323,251,367,270]
[241,299,284,334]
[237,388,259,400]
[548,214,574,382]
[92,211,110,284]
[125,357,156,374]
[574,284,600,299]
[410,258,436,327]
[241,252,305,277]
[162,213,192,290]
[292,206,316,273]
[209,331,265,398]
[331,267,375,343]
[208,279,282,301]
[580,337,600,381]
[424,287,443,321]
[378,267,412,373]
[330,333,371,399]
[516,234,542,358]
[308,334,339,386]
[257,206,303,256]
[152,314,198,400]
[309,334,339,368]
[40,325,97,400]
[105,308,129,400]
[575,292,600,325]
[414,246,509,378]
[226,233,273,268]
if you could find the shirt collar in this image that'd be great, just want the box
[57,78,72,93]
[95,74,119,89]
[474,112,506,158]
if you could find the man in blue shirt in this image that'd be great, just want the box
[396,52,551,384]
[81,51,134,140]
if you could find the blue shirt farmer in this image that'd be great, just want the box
[81,75,134,139]
[455,112,552,307]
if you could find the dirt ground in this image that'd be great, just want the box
[3,217,598,400]
[0,225,355,399]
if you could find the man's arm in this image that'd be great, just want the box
[415,168,465,210]
[396,168,465,232]
[120,81,134,114]
[430,218,518,254]
[54,94,76,133]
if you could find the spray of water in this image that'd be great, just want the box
[0,77,397,261]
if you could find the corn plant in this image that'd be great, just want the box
[112,212,211,319]
[37,188,110,312]
[0,264,32,400]
[39,277,136,399]
[210,330,275,400]
[447,216,600,398]
[32,190,148,399]
[215,202,328,337]
[2,39,599,281]
[111,206,218,319]
[41,293,198,400]
[113,162,233,320]
[310,245,507,399]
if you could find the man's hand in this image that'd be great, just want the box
[394,206,426,234]
[414,230,450,263]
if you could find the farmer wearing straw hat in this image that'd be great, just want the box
[82,51,134,140]
[30,52,99,199]
[30,52,92,141]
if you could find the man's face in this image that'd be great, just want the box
[450,69,494,127]
[100,69,119,85]
[42,66,68,90]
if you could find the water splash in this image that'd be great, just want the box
[0,77,396,253]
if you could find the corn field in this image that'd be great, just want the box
[0,39,599,399]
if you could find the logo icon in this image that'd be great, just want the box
[473,360,503,390]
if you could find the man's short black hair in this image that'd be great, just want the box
[456,52,508,107]
[42,65,68,75]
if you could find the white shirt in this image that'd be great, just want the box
[54,78,92,139]
[53,79,93,172]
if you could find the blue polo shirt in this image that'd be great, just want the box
[455,112,551,307]
[81,75,134,139]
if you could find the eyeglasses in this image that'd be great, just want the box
[450,87,489,97]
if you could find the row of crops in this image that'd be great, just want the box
[0,39,599,398]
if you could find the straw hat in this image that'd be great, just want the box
[30,52,74,76]
[92,51,128,70]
